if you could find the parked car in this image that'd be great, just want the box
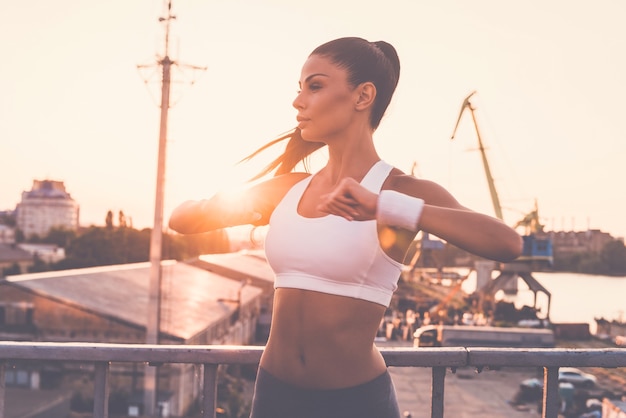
[558,367,597,388]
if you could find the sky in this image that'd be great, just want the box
[1,0,625,240]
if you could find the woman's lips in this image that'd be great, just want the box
[296,117,309,128]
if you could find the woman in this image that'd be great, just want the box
[169,37,523,418]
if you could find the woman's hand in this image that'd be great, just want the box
[317,177,378,221]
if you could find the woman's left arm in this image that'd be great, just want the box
[418,204,523,262]
[387,174,523,262]
[317,173,523,263]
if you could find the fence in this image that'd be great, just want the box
[0,342,625,418]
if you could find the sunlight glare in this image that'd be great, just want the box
[379,227,397,251]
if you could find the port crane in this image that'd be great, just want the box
[451,91,553,320]
[451,91,553,266]
[451,92,504,220]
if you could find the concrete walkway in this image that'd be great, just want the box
[377,340,542,417]
[390,365,542,418]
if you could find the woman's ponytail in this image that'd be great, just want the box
[240,128,325,181]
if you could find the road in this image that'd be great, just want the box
[390,364,542,418]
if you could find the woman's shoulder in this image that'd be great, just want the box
[384,167,436,190]
[385,169,462,207]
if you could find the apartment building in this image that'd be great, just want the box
[16,180,79,238]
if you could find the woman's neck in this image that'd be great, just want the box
[324,148,379,185]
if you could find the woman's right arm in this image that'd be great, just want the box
[168,172,310,234]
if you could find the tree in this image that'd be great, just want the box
[164,230,231,260]
[33,224,231,271]
[43,227,76,247]
[27,254,48,273]
[118,210,127,228]
[26,233,42,243]
[105,210,114,229]
[14,229,25,243]
[53,226,152,269]
[2,262,21,277]
[601,240,626,276]
[0,212,16,227]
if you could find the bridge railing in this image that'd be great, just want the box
[0,342,624,418]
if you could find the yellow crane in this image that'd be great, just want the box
[449,91,553,319]
[451,91,504,221]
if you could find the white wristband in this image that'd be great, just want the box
[376,190,424,231]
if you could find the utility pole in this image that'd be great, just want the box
[138,1,206,415]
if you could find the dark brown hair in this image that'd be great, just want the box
[242,37,401,180]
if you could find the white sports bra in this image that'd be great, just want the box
[264,160,403,307]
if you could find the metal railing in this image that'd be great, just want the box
[0,342,624,418]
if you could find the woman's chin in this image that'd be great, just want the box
[300,129,317,142]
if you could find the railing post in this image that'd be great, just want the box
[93,362,110,418]
[431,367,445,418]
[202,364,219,418]
[542,366,560,418]
[0,362,5,418]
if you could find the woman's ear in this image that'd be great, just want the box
[355,82,376,111]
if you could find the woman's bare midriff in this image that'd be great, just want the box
[259,288,388,389]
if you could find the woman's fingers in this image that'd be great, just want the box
[317,178,377,220]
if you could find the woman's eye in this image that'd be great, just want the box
[296,83,321,94]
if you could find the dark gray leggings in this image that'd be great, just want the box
[249,367,402,418]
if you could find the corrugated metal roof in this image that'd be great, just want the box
[193,250,275,284]
[4,260,263,341]
[0,243,32,263]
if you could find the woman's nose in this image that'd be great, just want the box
[292,92,304,110]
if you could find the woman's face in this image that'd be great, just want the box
[293,54,358,142]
